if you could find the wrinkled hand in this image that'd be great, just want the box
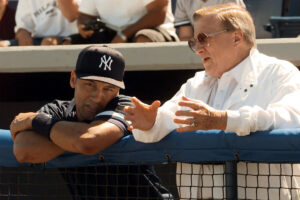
[174,96,227,132]
[124,97,161,131]
[10,112,38,140]
[110,35,126,43]
[78,24,94,39]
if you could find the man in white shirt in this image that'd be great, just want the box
[14,0,80,46]
[124,3,300,199]
[71,0,178,44]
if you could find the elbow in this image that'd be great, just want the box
[14,146,31,163]
[153,12,166,26]
[66,15,78,23]
[13,145,48,163]
[64,14,78,23]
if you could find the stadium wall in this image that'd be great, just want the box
[0,39,299,129]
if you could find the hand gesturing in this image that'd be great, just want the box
[124,97,161,131]
[174,96,227,132]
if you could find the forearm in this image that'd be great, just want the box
[77,12,97,25]
[15,28,33,46]
[50,121,90,153]
[13,130,64,163]
[57,0,79,22]
[122,0,167,39]
[178,26,193,41]
[50,121,123,155]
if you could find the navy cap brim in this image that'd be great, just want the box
[77,74,125,89]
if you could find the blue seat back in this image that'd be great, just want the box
[244,0,283,38]
[288,0,300,16]
[7,0,18,10]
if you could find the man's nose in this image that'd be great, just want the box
[195,44,206,54]
[91,88,104,103]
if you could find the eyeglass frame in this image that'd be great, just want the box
[188,29,227,52]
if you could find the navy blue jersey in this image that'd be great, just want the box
[38,95,171,200]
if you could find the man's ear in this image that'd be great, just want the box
[70,71,76,88]
[233,30,243,46]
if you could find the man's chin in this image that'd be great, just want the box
[204,69,219,78]
[78,111,96,122]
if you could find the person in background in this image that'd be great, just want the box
[11,0,80,46]
[0,0,16,47]
[124,3,300,199]
[174,0,245,41]
[70,0,179,44]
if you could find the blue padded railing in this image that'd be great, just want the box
[1,129,300,167]
[1,128,300,200]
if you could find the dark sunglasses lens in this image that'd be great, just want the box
[188,39,196,51]
[197,33,208,44]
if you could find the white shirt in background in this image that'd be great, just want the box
[175,0,246,26]
[79,0,177,38]
[15,0,79,37]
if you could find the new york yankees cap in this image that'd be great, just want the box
[75,45,125,89]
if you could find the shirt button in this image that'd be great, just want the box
[244,89,248,92]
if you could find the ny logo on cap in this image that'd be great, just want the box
[99,55,113,71]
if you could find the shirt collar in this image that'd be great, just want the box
[224,48,258,87]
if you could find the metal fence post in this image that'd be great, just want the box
[225,161,237,200]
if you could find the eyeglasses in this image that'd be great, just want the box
[188,30,227,52]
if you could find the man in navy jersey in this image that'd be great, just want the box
[10,45,170,199]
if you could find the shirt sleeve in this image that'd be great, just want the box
[93,95,133,137]
[14,0,35,33]
[78,0,98,16]
[226,62,300,136]
[37,100,68,120]
[143,0,154,7]
[174,0,191,27]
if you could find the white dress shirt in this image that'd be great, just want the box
[133,49,300,199]
[133,48,300,142]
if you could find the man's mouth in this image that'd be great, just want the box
[85,104,97,113]
[203,57,210,62]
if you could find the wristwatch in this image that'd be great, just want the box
[117,31,127,41]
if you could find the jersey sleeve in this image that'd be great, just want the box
[37,100,69,120]
[93,95,133,137]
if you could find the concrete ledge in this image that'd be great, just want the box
[0,38,300,73]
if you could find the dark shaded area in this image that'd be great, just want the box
[0,70,197,129]
[0,72,73,102]
[123,70,197,103]
[0,164,178,200]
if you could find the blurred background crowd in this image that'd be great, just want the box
[0,0,299,47]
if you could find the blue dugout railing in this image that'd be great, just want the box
[0,128,300,199]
